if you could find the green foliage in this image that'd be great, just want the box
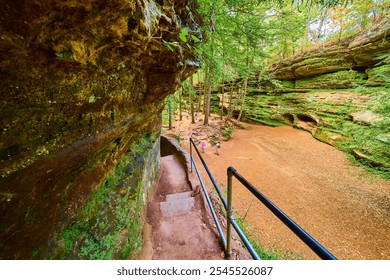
[197,0,272,84]
[338,120,390,180]
[194,0,387,79]
[163,40,179,52]
[372,88,390,114]
[366,65,390,87]
[220,125,234,140]
[162,91,182,126]
[179,27,189,43]
[191,34,201,43]
[325,0,389,41]
[375,54,390,66]
[163,26,201,53]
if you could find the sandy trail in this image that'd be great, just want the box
[170,114,390,260]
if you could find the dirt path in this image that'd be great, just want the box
[144,153,224,259]
[169,113,390,260]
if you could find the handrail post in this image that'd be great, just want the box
[190,139,193,173]
[226,169,233,259]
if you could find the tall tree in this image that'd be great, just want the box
[179,87,183,121]
[193,0,359,122]
[187,77,196,124]
[167,95,173,130]
[220,78,225,120]
[197,0,270,123]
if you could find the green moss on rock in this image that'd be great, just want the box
[294,56,353,78]
[295,70,367,89]
[366,65,390,87]
[54,135,159,259]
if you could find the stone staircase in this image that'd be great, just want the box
[160,191,195,218]
[146,154,223,260]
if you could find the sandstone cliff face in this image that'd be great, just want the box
[0,0,200,259]
[269,21,390,85]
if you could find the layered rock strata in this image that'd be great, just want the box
[269,20,390,87]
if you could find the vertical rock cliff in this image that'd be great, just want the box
[0,0,200,259]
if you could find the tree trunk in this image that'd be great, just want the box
[225,87,240,124]
[304,0,312,46]
[189,76,195,124]
[338,17,344,41]
[237,79,248,122]
[220,78,225,120]
[315,8,327,43]
[168,95,173,130]
[179,87,183,121]
[226,85,235,121]
[204,75,212,126]
[202,69,208,113]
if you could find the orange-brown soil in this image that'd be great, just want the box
[167,113,390,260]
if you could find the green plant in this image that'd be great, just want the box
[171,134,182,142]
[163,27,201,53]
[163,40,179,52]
[221,126,233,140]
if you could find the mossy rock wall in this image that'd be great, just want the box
[366,65,390,87]
[52,135,160,260]
[295,70,367,89]
[0,0,200,259]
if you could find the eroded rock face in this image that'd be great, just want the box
[0,0,200,259]
[269,21,390,81]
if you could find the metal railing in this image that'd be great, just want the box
[189,138,337,260]
[227,167,337,260]
[190,138,227,249]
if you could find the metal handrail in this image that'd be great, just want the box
[189,138,337,260]
[190,138,227,209]
[227,166,337,260]
[190,138,227,249]
[190,138,258,259]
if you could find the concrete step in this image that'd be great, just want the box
[165,191,193,202]
[161,154,175,160]
[160,195,195,218]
